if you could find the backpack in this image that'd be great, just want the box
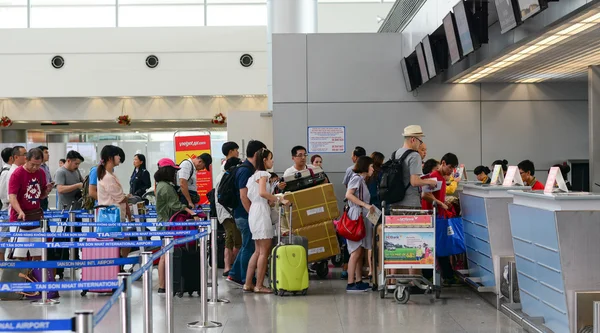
[378,149,418,205]
[217,163,252,213]
[207,189,217,218]
[179,159,195,182]
[81,174,95,211]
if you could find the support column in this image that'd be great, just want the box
[589,66,600,192]
[267,0,317,111]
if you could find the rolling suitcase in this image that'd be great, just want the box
[80,238,120,296]
[270,205,309,296]
[283,167,327,192]
[173,245,201,297]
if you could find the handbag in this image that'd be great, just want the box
[26,268,60,300]
[22,208,44,230]
[335,178,366,242]
[435,217,466,257]
[0,269,39,300]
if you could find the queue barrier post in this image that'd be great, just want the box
[74,310,94,333]
[118,273,132,333]
[208,217,229,304]
[163,237,174,333]
[188,225,222,329]
[142,252,153,333]
[594,301,600,333]
[32,218,59,306]
[69,210,77,280]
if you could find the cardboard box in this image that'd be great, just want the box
[283,184,340,228]
[293,221,340,263]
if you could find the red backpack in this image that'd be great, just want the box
[167,210,206,249]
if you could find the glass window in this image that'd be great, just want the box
[206,0,265,3]
[0,7,27,28]
[206,4,266,26]
[31,0,115,4]
[119,5,204,27]
[119,0,202,3]
[30,6,116,28]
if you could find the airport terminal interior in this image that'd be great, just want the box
[1,0,600,332]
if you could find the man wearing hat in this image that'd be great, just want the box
[178,153,212,208]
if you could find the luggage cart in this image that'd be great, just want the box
[377,202,441,304]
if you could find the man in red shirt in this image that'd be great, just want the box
[8,148,53,260]
[422,153,458,213]
[518,160,545,190]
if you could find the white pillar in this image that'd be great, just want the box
[589,66,600,192]
[267,0,318,110]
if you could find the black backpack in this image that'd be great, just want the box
[206,189,217,218]
[217,163,252,213]
[378,149,418,205]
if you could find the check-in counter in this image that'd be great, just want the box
[459,184,531,295]
[507,191,600,333]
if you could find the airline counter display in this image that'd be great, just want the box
[459,184,530,300]
[507,191,600,333]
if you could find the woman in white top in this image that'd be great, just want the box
[244,148,290,293]
[97,145,132,258]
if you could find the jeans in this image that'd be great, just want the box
[228,217,254,283]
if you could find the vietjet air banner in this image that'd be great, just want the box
[174,134,212,205]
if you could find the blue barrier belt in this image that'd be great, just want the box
[0,319,73,332]
[0,230,198,238]
[48,221,210,227]
[0,280,119,292]
[0,257,139,269]
[94,283,125,327]
[0,240,163,249]
[75,213,95,219]
[0,223,40,227]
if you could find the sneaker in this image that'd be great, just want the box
[226,276,243,287]
[222,270,230,277]
[340,271,349,279]
[346,284,365,293]
[356,282,370,291]
[157,288,165,294]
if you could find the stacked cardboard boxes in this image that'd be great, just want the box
[282,184,341,263]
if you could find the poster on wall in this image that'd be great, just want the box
[174,134,212,205]
[383,230,435,268]
[307,126,346,153]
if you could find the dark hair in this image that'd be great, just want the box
[117,147,125,164]
[553,163,571,176]
[37,145,48,152]
[27,148,43,161]
[353,146,366,158]
[154,166,178,184]
[310,155,322,164]
[1,147,12,164]
[367,152,385,183]
[255,148,272,172]
[269,172,279,179]
[66,150,84,162]
[134,154,147,170]
[246,140,266,160]
[492,159,509,172]
[423,159,440,175]
[474,165,491,176]
[221,142,239,156]
[441,153,459,168]
[224,157,242,170]
[98,145,121,181]
[59,159,66,164]
[291,146,307,157]
[353,156,373,174]
[12,146,24,159]
[517,160,535,176]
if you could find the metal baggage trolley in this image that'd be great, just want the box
[377,202,441,304]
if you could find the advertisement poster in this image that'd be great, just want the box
[307,126,345,153]
[386,215,432,228]
[384,231,435,266]
[174,135,212,205]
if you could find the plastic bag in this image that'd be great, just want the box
[96,205,122,233]
[435,217,466,257]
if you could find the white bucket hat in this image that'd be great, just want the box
[402,125,425,137]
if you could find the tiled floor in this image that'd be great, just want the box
[0,269,525,333]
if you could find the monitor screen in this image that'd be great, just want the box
[496,0,518,33]
[517,0,542,21]
[415,42,429,83]
[443,12,462,65]
[422,35,437,78]
[453,1,475,56]
[401,57,414,92]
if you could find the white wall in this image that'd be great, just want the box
[319,3,393,33]
[0,26,268,98]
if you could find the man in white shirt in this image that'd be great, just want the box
[178,153,212,208]
[283,146,310,178]
[0,146,26,261]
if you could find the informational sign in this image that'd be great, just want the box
[383,230,434,267]
[386,215,433,228]
[307,126,346,153]
[174,134,212,205]
[490,165,504,185]
[544,167,569,194]
[503,166,524,186]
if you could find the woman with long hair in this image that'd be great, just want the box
[345,156,375,292]
[244,148,290,294]
[365,152,384,280]
[130,153,152,197]
[310,154,330,183]
[154,158,200,293]
[97,145,132,258]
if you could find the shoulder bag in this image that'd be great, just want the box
[335,177,366,242]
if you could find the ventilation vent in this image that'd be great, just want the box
[378,0,428,33]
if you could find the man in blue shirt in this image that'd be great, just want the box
[227,140,266,286]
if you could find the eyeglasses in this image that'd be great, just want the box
[294,154,308,158]
[413,137,423,145]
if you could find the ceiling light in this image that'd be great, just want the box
[182,96,194,98]
[213,95,224,98]
[582,12,600,23]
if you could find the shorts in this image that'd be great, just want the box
[13,227,42,258]
[222,218,242,250]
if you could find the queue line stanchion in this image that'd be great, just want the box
[32,218,59,306]
[75,310,94,333]
[208,217,229,304]
[163,237,174,333]
[118,273,132,333]
[141,252,153,333]
[69,209,77,280]
[188,224,222,329]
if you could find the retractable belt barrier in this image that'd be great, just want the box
[0,319,73,332]
[0,240,163,248]
[0,230,198,238]
[0,257,139,269]
[48,221,210,227]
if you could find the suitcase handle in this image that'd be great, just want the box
[277,203,293,245]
